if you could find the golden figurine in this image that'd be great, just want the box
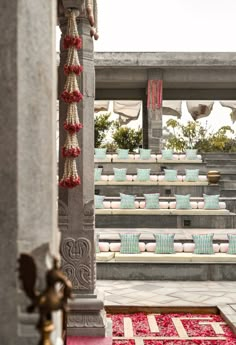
[18,254,72,345]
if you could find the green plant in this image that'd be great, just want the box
[112,123,142,151]
[101,141,118,153]
[195,125,235,152]
[165,119,235,153]
[165,119,207,151]
[94,113,113,147]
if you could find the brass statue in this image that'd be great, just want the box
[18,254,72,345]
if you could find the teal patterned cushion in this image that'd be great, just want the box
[113,168,127,181]
[185,169,199,182]
[95,148,107,159]
[140,149,151,160]
[94,168,102,181]
[137,169,151,181]
[227,234,236,254]
[120,193,136,209]
[164,169,177,182]
[120,233,141,254]
[162,149,173,160]
[144,193,160,209]
[192,234,214,254]
[117,149,129,159]
[155,233,175,254]
[95,233,100,253]
[175,194,192,209]
[203,194,220,209]
[186,149,198,160]
[95,195,104,209]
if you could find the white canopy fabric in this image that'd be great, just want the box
[162,101,182,118]
[220,101,236,123]
[186,101,214,121]
[113,100,141,125]
[94,100,109,113]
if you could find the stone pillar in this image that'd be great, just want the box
[147,69,163,152]
[58,11,107,337]
[0,1,58,344]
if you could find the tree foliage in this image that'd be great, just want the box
[94,113,113,148]
[165,119,235,152]
[112,121,142,151]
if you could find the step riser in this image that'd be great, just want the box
[95,185,220,197]
[96,214,235,229]
[97,263,236,281]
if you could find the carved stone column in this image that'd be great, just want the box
[58,9,107,337]
[147,69,163,152]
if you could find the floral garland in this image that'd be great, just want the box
[59,10,83,188]
[147,80,163,110]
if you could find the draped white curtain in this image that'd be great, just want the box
[94,100,110,113]
[220,101,236,123]
[186,101,214,121]
[162,101,182,118]
[113,100,141,125]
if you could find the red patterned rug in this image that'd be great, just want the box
[108,313,236,345]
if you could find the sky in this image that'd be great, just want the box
[94,0,236,52]
[56,0,236,132]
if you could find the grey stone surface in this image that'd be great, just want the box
[95,53,236,100]
[0,1,57,344]
[95,52,236,67]
[96,214,235,229]
[97,264,236,281]
[95,184,220,197]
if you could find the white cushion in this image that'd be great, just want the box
[110,201,140,209]
[112,154,135,162]
[110,242,145,252]
[182,175,207,182]
[96,252,114,262]
[157,154,179,161]
[179,154,202,160]
[146,242,183,252]
[99,242,110,252]
[183,243,220,253]
[101,175,109,181]
[134,154,156,161]
[139,201,169,209]
[220,243,229,253]
[111,201,120,209]
[94,154,112,162]
[108,175,133,181]
[199,175,207,181]
[169,201,198,209]
[103,201,111,209]
[198,201,226,209]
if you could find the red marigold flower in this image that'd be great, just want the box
[59,176,81,188]
[62,146,81,158]
[63,122,83,133]
[63,35,82,49]
[63,64,83,76]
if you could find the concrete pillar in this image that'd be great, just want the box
[58,11,107,337]
[147,69,163,152]
[0,1,58,344]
